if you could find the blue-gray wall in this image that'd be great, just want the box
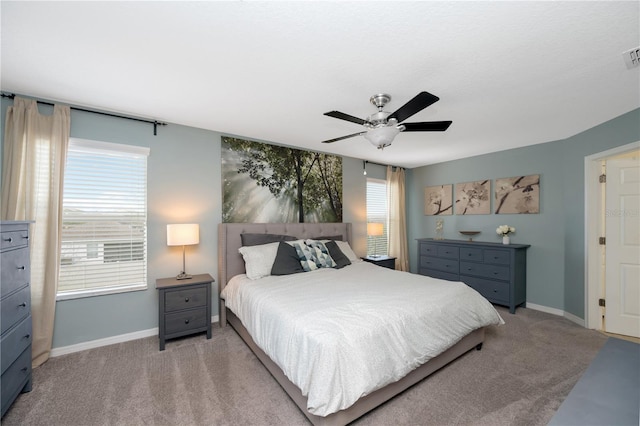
[406,108,640,318]
[0,97,368,349]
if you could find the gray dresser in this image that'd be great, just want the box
[417,238,529,313]
[1,221,33,417]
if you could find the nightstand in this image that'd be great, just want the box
[362,255,396,270]
[156,273,214,351]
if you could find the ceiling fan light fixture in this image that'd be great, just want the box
[364,126,402,149]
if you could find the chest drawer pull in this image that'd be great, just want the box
[185,297,190,302]
[184,319,190,324]
[4,237,13,243]
[17,265,26,270]
[23,333,31,339]
[18,302,27,307]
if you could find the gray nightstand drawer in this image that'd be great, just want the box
[1,248,30,296]
[165,308,208,335]
[460,261,510,281]
[1,316,32,374]
[1,286,31,335]
[165,286,208,312]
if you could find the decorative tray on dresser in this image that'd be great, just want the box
[417,238,530,313]
[1,221,33,418]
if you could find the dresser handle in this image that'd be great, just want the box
[21,367,28,373]
[17,265,26,270]
[185,297,190,303]
[3,237,12,242]
[18,302,27,307]
[24,334,31,339]
[184,319,190,324]
[23,235,29,240]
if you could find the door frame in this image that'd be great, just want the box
[584,141,640,330]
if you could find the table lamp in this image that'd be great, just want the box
[167,223,199,280]
[367,222,384,258]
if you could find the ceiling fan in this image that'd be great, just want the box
[322,91,452,149]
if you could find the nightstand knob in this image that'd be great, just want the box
[3,237,12,243]
[184,319,190,324]
[185,297,190,302]
[18,302,27,307]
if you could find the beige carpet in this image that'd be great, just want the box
[2,307,607,426]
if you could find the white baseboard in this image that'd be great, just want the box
[525,303,585,327]
[51,315,220,357]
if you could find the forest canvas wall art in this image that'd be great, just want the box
[222,137,343,223]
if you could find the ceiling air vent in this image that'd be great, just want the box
[623,47,640,69]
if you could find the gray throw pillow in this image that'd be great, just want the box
[271,242,305,275]
[325,240,351,269]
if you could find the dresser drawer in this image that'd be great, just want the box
[484,249,510,265]
[420,243,438,256]
[165,308,208,335]
[164,286,208,312]
[421,269,460,282]
[460,247,483,262]
[421,256,459,274]
[0,345,32,413]
[1,286,31,335]
[436,245,459,260]
[1,248,30,295]
[1,230,29,251]
[1,316,32,374]
[461,261,510,281]
[462,276,510,304]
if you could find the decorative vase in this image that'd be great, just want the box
[502,235,510,245]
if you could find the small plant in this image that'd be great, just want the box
[496,225,516,236]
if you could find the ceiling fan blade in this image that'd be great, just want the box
[402,121,452,132]
[322,132,366,144]
[388,92,440,123]
[324,111,367,126]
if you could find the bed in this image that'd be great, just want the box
[218,222,503,425]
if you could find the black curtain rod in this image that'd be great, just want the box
[364,160,403,170]
[1,92,167,136]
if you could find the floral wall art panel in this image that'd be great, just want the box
[455,180,491,215]
[424,184,453,215]
[494,174,540,214]
[221,137,343,223]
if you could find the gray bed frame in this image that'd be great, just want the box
[218,223,485,426]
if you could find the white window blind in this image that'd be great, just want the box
[58,139,150,299]
[366,178,388,256]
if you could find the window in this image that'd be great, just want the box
[57,139,150,300]
[366,178,388,256]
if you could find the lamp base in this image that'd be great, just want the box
[176,272,192,280]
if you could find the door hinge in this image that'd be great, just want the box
[599,174,606,183]
[599,236,606,245]
[599,298,606,307]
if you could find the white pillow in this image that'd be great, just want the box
[238,242,280,280]
[335,240,359,262]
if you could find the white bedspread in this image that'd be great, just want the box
[221,261,504,417]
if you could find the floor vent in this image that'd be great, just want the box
[623,47,640,69]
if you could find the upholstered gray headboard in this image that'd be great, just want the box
[217,222,352,325]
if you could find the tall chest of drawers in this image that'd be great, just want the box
[1,221,33,417]
[417,238,529,313]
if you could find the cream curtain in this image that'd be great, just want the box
[387,166,409,271]
[1,97,70,367]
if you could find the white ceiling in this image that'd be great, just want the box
[2,1,639,168]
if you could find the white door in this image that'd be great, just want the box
[605,158,640,338]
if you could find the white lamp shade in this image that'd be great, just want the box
[367,222,384,236]
[167,224,200,246]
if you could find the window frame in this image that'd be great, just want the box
[366,177,389,256]
[56,138,150,301]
